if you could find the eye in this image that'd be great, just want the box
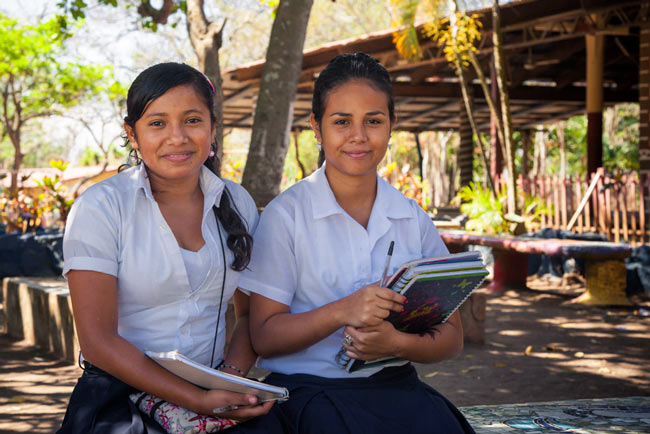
[334,119,349,125]
[149,120,164,127]
[187,117,202,124]
[367,118,382,125]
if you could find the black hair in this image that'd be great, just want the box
[121,62,252,271]
[312,52,395,166]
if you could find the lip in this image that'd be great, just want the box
[162,151,194,162]
[343,150,370,159]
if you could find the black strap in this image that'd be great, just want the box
[148,399,166,419]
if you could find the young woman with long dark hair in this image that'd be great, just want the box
[58,62,272,433]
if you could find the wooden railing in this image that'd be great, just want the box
[494,168,650,246]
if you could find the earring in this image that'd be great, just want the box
[316,143,322,152]
[126,148,140,166]
[388,143,392,150]
[209,150,215,157]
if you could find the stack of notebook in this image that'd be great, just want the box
[339,251,488,372]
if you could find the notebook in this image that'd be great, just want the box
[336,251,488,372]
[146,350,289,402]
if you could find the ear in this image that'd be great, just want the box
[309,113,321,143]
[124,122,138,149]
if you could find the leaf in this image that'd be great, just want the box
[424,371,439,378]
[493,362,507,367]
[9,395,25,403]
[524,345,532,356]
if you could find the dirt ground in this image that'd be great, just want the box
[1,276,649,434]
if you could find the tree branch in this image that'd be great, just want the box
[137,0,175,24]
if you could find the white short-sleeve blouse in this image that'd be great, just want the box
[63,164,258,367]
[238,165,448,378]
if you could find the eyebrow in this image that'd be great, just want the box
[144,109,205,118]
[329,110,386,117]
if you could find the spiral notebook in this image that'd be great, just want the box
[340,251,488,372]
[146,350,289,402]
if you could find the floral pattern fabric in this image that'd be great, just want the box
[130,392,239,434]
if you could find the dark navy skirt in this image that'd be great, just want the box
[231,363,475,434]
[57,362,165,434]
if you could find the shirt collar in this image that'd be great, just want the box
[133,164,225,213]
[308,164,413,221]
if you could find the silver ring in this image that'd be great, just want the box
[343,333,353,346]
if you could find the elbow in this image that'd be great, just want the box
[451,337,464,358]
[249,327,276,359]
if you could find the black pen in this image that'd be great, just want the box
[379,241,394,288]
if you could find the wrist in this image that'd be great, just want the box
[390,328,409,359]
[217,361,246,377]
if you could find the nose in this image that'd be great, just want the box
[168,121,188,145]
[349,121,368,143]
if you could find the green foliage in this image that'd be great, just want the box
[603,103,639,172]
[456,182,549,234]
[33,159,75,227]
[57,0,185,32]
[0,13,116,184]
[0,13,110,137]
[260,0,279,17]
[79,146,103,166]
[457,182,508,234]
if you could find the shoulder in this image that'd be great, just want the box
[378,176,427,219]
[261,177,311,222]
[73,168,138,211]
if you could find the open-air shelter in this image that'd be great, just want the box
[220,0,650,184]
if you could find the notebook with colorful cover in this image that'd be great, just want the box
[338,251,488,373]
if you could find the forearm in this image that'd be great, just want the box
[393,312,464,363]
[81,333,206,412]
[251,298,346,358]
[222,314,257,375]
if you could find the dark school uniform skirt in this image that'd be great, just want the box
[231,363,475,434]
[57,362,166,434]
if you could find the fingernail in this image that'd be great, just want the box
[403,298,408,304]
[249,396,257,405]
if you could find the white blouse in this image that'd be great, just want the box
[63,164,258,367]
[239,165,449,378]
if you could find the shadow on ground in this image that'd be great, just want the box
[416,277,650,406]
[1,276,649,432]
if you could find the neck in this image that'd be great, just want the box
[147,168,203,205]
[324,165,377,227]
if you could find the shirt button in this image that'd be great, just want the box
[159,224,166,231]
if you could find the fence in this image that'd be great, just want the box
[494,168,650,246]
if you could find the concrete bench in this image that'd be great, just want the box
[439,230,633,306]
[2,277,79,363]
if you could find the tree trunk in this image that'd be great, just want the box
[449,6,494,193]
[186,0,225,173]
[10,137,22,193]
[558,121,566,178]
[242,0,314,207]
[491,0,518,214]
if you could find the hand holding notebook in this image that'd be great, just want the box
[336,251,488,372]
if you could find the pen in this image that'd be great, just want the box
[379,241,395,288]
[213,404,248,413]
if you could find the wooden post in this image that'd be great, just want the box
[490,62,503,182]
[639,27,650,180]
[459,101,474,189]
[586,32,605,175]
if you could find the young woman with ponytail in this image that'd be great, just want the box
[58,62,272,433]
